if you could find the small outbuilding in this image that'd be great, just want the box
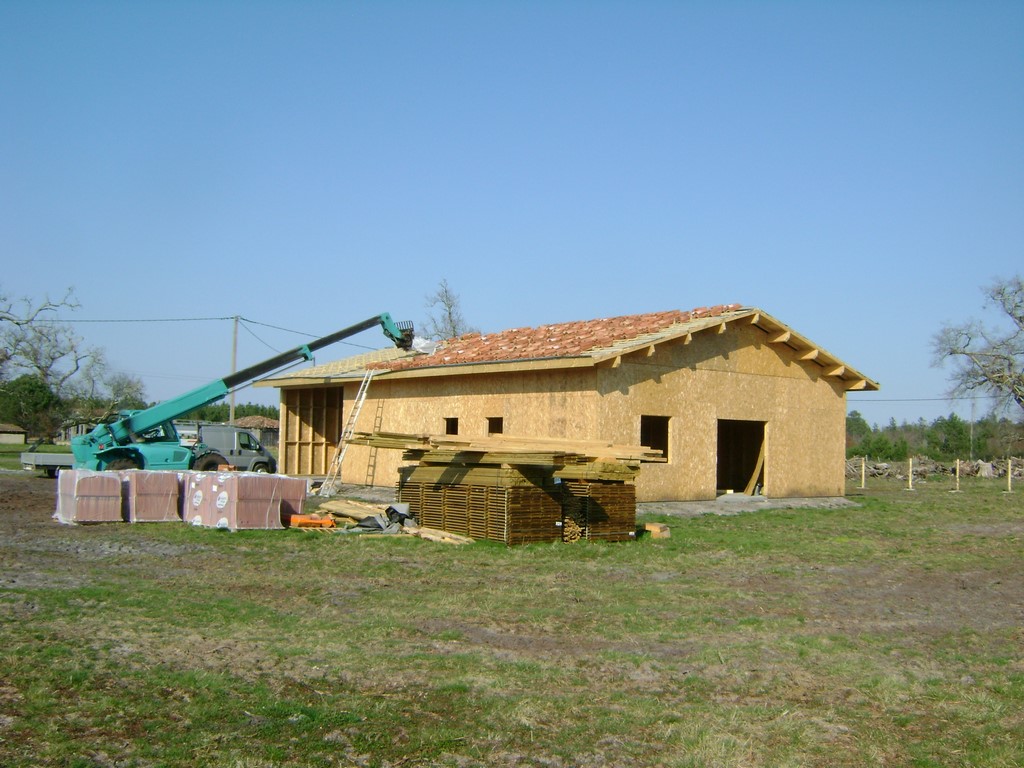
[0,423,27,445]
[259,305,878,501]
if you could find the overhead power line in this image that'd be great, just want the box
[40,313,386,354]
[39,315,237,323]
[847,395,1000,403]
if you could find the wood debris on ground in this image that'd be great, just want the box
[300,498,474,544]
[644,522,671,539]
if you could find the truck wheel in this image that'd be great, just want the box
[194,453,228,472]
[105,457,141,470]
[251,463,270,473]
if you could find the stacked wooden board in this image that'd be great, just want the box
[562,481,638,542]
[350,432,659,546]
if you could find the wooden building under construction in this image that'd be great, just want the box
[259,304,878,502]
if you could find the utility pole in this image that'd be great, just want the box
[229,315,238,424]
[970,397,975,461]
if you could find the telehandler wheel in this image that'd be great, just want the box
[105,457,141,470]
[194,453,228,472]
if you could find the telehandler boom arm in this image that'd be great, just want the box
[71,313,413,469]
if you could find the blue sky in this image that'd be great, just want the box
[2,1,1022,426]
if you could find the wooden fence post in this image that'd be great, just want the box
[860,456,866,490]
[906,456,914,491]
[1008,457,1014,494]
[953,458,961,493]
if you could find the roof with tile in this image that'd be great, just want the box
[234,415,279,429]
[257,304,878,391]
[370,304,746,372]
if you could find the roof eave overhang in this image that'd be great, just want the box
[744,309,880,392]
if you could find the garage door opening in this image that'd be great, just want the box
[717,419,765,496]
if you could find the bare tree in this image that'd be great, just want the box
[5,320,95,399]
[0,287,77,379]
[62,349,148,426]
[422,279,478,340]
[932,275,1024,413]
[1,286,146,431]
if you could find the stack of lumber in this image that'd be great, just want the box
[353,432,649,546]
[349,431,663,482]
[562,481,637,542]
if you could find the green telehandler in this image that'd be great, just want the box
[70,313,413,472]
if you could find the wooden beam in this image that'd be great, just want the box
[743,438,766,495]
[769,330,791,344]
[748,312,761,325]
[800,348,819,361]
[825,365,846,377]
[846,379,869,391]
[683,333,693,345]
[644,344,656,357]
[716,321,727,334]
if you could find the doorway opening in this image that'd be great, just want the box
[717,419,766,495]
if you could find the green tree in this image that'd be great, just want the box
[845,411,873,457]
[180,401,278,423]
[858,431,909,462]
[0,375,62,437]
[926,414,971,460]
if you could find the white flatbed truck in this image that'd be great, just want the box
[21,451,75,477]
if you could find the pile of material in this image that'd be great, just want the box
[349,432,661,545]
[183,472,307,530]
[54,469,307,531]
[310,498,473,544]
[55,470,123,525]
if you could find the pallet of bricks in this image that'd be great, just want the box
[372,432,658,546]
[54,468,307,531]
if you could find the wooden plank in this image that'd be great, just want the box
[644,522,670,538]
[743,437,766,495]
[349,431,664,463]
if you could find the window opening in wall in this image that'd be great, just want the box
[640,415,670,461]
[716,419,766,496]
[444,417,459,436]
[487,417,504,435]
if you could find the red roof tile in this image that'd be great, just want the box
[371,304,744,372]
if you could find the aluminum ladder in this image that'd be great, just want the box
[318,369,374,497]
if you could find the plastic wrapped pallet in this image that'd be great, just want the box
[183,471,221,527]
[184,472,304,531]
[121,469,180,523]
[274,475,308,521]
[54,469,123,525]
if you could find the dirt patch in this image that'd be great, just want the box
[639,494,858,518]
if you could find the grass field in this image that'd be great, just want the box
[0,473,1021,767]
[0,443,71,472]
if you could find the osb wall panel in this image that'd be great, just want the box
[332,371,606,487]
[593,322,848,500]
[280,386,342,475]
[281,320,850,501]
